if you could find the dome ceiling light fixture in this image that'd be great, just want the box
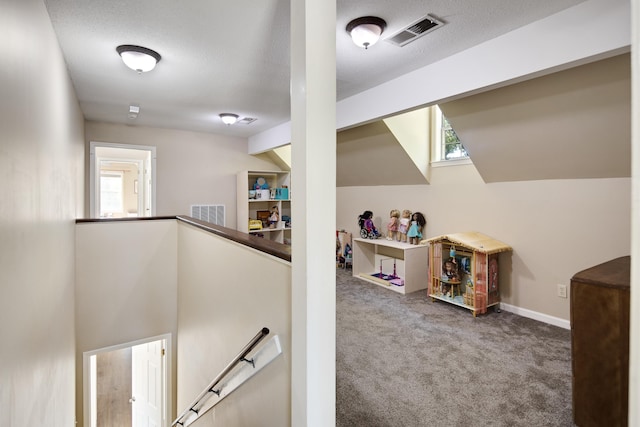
[219,113,239,125]
[346,16,387,49]
[116,45,161,73]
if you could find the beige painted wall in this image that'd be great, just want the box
[85,122,281,226]
[75,220,178,426]
[337,164,631,322]
[177,222,291,426]
[0,0,85,425]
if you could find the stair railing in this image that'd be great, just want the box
[172,327,282,426]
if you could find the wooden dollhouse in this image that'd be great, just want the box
[423,232,512,316]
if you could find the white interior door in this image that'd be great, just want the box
[84,335,171,427]
[143,152,152,217]
[132,340,164,427]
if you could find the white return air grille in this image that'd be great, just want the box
[384,14,444,47]
[190,204,225,226]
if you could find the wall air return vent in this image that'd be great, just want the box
[384,14,444,47]
[190,204,225,226]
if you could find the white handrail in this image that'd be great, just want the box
[172,327,281,426]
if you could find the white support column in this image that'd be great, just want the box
[290,0,337,426]
[629,0,639,424]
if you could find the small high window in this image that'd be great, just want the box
[432,105,469,163]
[441,114,467,160]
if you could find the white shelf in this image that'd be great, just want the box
[237,170,291,244]
[249,227,291,234]
[357,273,407,294]
[352,238,429,294]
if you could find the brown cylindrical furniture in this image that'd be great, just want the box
[570,256,630,427]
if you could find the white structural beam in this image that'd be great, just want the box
[248,0,630,154]
[290,0,337,425]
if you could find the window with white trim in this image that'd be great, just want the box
[100,171,124,216]
[432,105,469,163]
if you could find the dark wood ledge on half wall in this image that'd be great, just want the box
[75,215,292,262]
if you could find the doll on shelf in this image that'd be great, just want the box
[386,209,400,241]
[358,210,380,239]
[406,211,426,245]
[398,209,411,242]
[269,205,279,228]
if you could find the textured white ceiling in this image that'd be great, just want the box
[43,0,586,138]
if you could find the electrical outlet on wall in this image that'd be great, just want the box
[557,284,567,298]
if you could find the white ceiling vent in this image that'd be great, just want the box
[237,117,258,125]
[384,14,444,47]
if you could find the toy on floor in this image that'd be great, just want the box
[343,243,352,269]
[358,210,380,239]
[387,209,400,240]
[336,230,353,268]
[398,209,411,242]
[370,257,404,286]
[406,211,426,244]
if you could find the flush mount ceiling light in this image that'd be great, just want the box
[219,113,239,125]
[116,45,161,73]
[346,16,387,49]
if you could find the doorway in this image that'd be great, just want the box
[83,335,171,427]
[90,142,156,218]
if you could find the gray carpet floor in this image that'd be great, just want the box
[336,267,575,427]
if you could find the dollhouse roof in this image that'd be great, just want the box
[422,232,512,254]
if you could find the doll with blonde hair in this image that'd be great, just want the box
[387,209,400,240]
[398,209,411,242]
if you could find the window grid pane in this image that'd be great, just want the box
[100,174,123,214]
[441,114,468,160]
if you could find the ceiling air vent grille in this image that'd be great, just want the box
[238,117,257,125]
[384,14,444,47]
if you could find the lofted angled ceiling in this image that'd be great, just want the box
[43,0,586,139]
[440,53,631,182]
[337,121,428,187]
[335,53,631,186]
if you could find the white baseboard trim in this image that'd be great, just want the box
[500,303,571,330]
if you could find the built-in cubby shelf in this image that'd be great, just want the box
[352,238,429,294]
[237,171,291,245]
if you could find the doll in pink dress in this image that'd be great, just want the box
[387,209,400,240]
